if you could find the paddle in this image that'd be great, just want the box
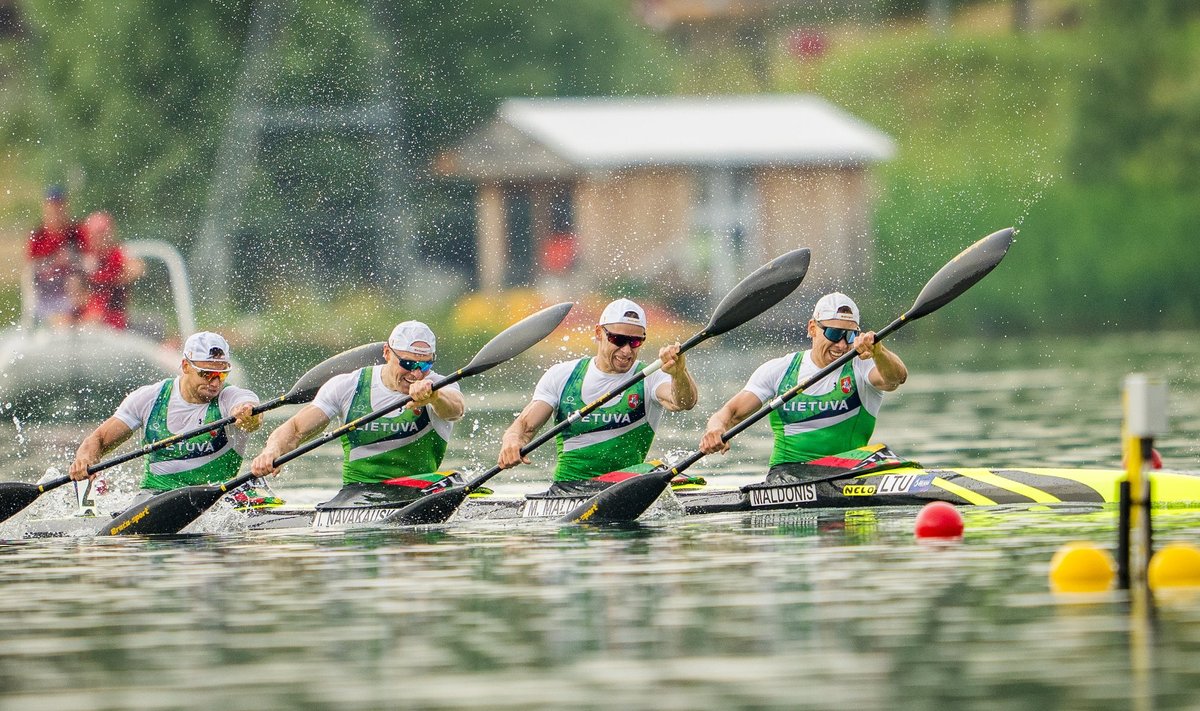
[100,302,574,536]
[561,227,1016,524]
[382,247,814,527]
[0,341,387,525]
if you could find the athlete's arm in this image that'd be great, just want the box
[69,418,135,481]
[855,332,907,392]
[498,400,554,469]
[655,342,699,412]
[250,405,331,476]
[698,391,764,455]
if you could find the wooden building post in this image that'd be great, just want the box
[477,183,507,292]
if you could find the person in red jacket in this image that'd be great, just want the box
[79,211,144,329]
[28,185,87,327]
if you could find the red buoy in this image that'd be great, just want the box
[915,501,964,539]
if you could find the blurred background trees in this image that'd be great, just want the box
[0,0,1196,335]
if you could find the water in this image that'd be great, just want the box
[1,332,1199,710]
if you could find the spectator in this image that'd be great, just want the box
[28,185,87,327]
[80,211,144,330]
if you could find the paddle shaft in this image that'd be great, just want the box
[460,329,711,494]
[658,315,908,481]
[0,375,326,524]
[276,369,467,469]
[85,394,288,475]
[157,371,464,499]
[27,474,72,494]
[101,304,576,536]
[660,227,1014,481]
[5,395,290,504]
[560,229,1014,524]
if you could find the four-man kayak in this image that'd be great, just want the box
[14,464,1200,538]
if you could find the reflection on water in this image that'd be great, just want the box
[1,333,1199,709]
[5,511,1200,709]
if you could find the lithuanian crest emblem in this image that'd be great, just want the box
[627,393,640,408]
[840,376,853,394]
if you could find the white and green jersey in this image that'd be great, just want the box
[743,351,885,466]
[533,357,672,482]
[113,378,258,491]
[312,366,460,485]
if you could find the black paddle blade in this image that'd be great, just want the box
[559,471,673,525]
[905,228,1014,322]
[379,486,470,526]
[459,302,573,378]
[705,248,811,337]
[0,482,42,524]
[282,341,386,404]
[99,486,225,536]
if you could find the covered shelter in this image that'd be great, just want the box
[435,94,895,312]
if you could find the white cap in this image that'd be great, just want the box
[598,298,647,329]
[182,332,232,363]
[812,292,860,325]
[388,320,436,356]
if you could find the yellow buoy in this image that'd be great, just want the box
[1148,543,1200,590]
[1049,541,1116,593]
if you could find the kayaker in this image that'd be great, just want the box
[698,292,908,482]
[497,298,698,494]
[68,331,271,506]
[250,321,465,495]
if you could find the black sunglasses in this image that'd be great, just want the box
[389,348,435,372]
[601,327,644,349]
[818,323,859,345]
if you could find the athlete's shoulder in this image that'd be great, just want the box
[758,352,799,373]
[128,379,171,400]
[545,358,584,378]
[320,370,361,391]
[117,379,170,413]
[219,384,259,404]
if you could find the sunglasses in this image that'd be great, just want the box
[187,359,231,381]
[819,323,859,345]
[601,327,644,350]
[390,349,435,373]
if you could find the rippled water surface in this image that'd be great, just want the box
[2,332,1199,710]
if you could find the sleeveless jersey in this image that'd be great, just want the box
[552,358,655,482]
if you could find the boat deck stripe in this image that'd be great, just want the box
[988,469,1107,503]
[930,477,996,506]
[955,471,1062,503]
[927,471,1034,504]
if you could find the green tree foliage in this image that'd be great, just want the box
[12,1,249,222]
[1069,0,1200,190]
[6,0,671,278]
[763,8,1200,334]
[1037,0,1200,329]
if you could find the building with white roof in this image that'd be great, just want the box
[435,94,895,311]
